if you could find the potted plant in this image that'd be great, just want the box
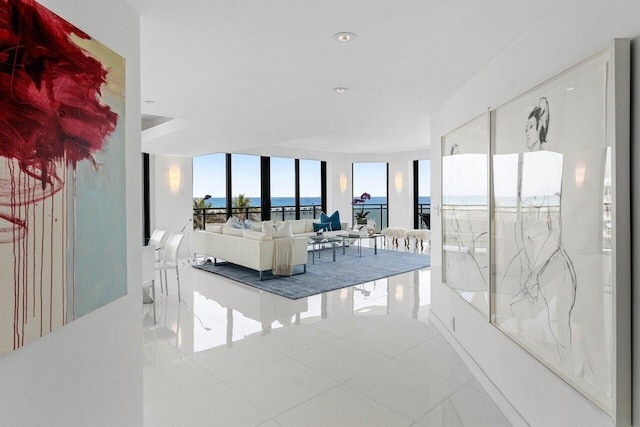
[352,192,371,225]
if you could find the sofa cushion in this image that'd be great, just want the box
[313,222,331,232]
[305,219,317,233]
[262,221,276,236]
[275,220,293,238]
[223,227,244,237]
[289,219,307,234]
[320,211,341,231]
[242,230,272,241]
[209,225,223,234]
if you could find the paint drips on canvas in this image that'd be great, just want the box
[0,0,118,350]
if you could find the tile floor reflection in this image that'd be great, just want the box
[143,245,511,427]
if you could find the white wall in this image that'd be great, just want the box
[0,1,142,426]
[429,2,639,426]
[326,157,353,225]
[153,155,194,258]
[388,159,414,229]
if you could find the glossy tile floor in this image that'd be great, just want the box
[143,243,511,427]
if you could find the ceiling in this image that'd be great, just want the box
[128,0,561,157]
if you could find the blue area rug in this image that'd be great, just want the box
[192,247,430,299]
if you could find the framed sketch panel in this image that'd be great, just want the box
[442,113,490,316]
[490,40,629,421]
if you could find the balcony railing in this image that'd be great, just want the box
[192,204,323,230]
[194,203,429,231]
[352,204,388,229]
[417,203,430,229]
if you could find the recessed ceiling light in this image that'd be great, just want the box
[144,100,156,104]
[565,87,575,91]
[333,87,348,93]
[333,32,356,43]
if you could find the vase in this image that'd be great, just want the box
[356,218,367,225]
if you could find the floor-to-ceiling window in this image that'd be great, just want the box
[299,159,322,220]
[192,153,227,228]
[352,162,388,228]
[192,154,325,226]
[231,154,261,221]
[414,159,431,229]
[270,157,295,221]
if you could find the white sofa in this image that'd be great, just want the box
[193,228,309,280]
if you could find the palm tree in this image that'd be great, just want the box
[232,194,252,221]
[193,197,212,229]
[232,194,252,208]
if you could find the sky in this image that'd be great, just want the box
[193,154,430,198]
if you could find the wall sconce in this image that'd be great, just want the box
[169,167,181,192]
[339,175,347,193]
[394,173,403,193]
[575,163,586,188]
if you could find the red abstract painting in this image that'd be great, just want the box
[0,0,126,355]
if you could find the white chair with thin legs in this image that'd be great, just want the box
[155,233,184,302]
[149,229,169,260]
[142,243,157,323]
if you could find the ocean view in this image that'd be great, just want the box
[192,196,431,229]
[194,196,431,208]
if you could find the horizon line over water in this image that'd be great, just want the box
[194,196,431,208]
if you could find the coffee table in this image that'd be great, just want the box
[336,233,383,257]
[308,236,342,264]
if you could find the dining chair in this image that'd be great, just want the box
[155,233,184,302]
[149,229,169,260]
[142,243,157,323]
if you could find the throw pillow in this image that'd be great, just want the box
[313,222,331,232]
[320,211,341,231]
[262,220,293,238]
[262,221,276,237]
[274,220,293,238]
[244,220,253,230]
[231,217,244,229]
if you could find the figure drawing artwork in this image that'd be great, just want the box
[491,51,614,412]
[441,114,489,316]
[0,0,126,356]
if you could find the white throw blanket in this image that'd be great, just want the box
[272,237,294,276]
